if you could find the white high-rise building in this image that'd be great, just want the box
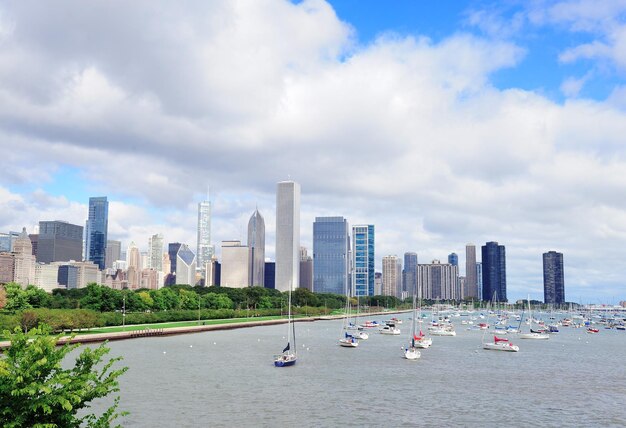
[197,195,214,273]
[417,260,460,301]
[148,234,163,271]
[275,181,300,292]
[248,209,265,287]
[221,240,249,288]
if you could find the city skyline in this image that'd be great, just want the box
[1,1,626,303]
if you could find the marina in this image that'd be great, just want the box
[86,310,626,427]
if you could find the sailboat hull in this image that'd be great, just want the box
[274,358,297,367]
[404,348,421,360]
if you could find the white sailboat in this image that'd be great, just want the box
[481,299,519,352]
[404,294,421,360]
[274,284,297,367]
[519,297,550,340]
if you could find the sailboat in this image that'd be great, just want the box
[482,299,519,352]
[519,297,549,340]
[339,293,359,347]
[351,295,369,340]
[274,285,297,366]
[404,294,421,360]
[413,284,432,348]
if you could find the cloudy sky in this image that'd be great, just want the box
[1,0,626,303]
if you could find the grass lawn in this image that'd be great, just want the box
[75,315,301,335]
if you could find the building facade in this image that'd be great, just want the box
[13,228,35,287]
[448,253,458,266]
[465,244,478,299]
[382,255,401,297]
[247,209,265,287]
[313,217,350,295]
[402,252,418,296]
[352,225,374,296]
[264,262,275,289]
[275,181,300,291]
[85,196,108,270]
[148,234,163,271]
[221,240,249,288]
[543,251,565,305]
[197,198,214,273]
[481,241,506,302]
[299,248,313,291]
[105,240,121,269]
[417,260,460,301]
[174,244,196,285]
[37,221,83,263]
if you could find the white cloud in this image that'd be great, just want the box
[0,1,625,301]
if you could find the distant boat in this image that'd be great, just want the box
[519,297,549,340]
[339,292,359,347]
[274,285,297,367]
[379,323,401,335]
[586,328,599,334]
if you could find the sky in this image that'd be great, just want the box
[1,0,626,303]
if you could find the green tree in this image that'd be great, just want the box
[0,325,127,427]
[4,282,31,311]
[25,285,51,308]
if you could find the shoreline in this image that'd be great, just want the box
[0,310,410,349]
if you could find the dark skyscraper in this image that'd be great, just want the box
[85,197,108,270]
[402,252,418,295]
[313,217,350,295]
[543,251,565,305]
[481,241,506,302]
[37,221,83,263]
[264,262,275,289]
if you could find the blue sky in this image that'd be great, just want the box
[2,0,626,303]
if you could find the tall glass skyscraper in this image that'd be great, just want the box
[448,252,458,266]
[85,196,108,270]
[543,251,565,305]
[481,241,506,302]
[197,196,214,272]
[403,252,418,295]
[248,209,265,287]
[313,217,350,295]
[352,225,374,296]
[275,181,300,292]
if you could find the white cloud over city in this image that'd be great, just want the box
[1,0,626,302]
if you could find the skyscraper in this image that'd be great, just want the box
[476,262,483,300]
[481,241,506,302]
[85,196,108,270]
[105,240,121,269]
[247,209,265,287]
[313,217,350,295]
[352,225,374,296]
[299,248,313,291]
[13,227,35,287]
[402,252,418,295]
[197,195,214,273]
[148,234,163,271]
[221,240,249,288]
[543,251,565,305]
[465,244,478,299]
[275,181,300,292]
[37,221,83,263]
[417,260,460,300]
[175,244,196,285]
[448,253,458,266]
[382,255,401,297]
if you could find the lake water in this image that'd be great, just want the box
[87,313,626,427]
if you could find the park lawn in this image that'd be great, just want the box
[75,315,297,334]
